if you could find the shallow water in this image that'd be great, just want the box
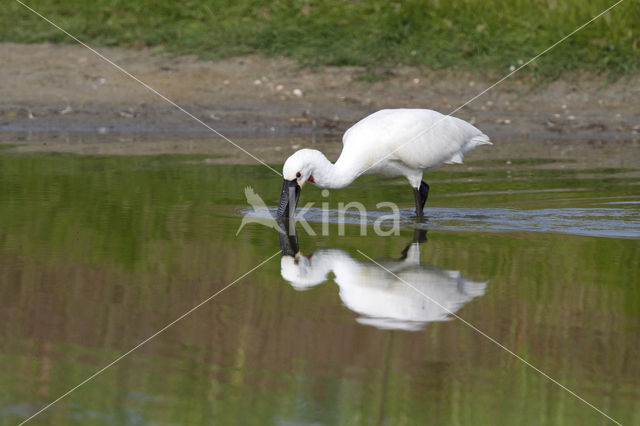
[0,149,639,425]
[243,205,640,239]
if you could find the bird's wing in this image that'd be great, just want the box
[342,109,490,171]
[444,152,464,164]
[392,112,482,169]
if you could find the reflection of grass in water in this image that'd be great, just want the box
[320,168,639,209]
[0,153,277,271]
[1,153,639,425]
[429,166,635,180]
[0,153,637,270]
[4,222,638,425]
[436,174,637,193]
[0,144,21,151]
[464,158,577,167]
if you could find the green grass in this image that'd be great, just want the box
[2,0,638,77]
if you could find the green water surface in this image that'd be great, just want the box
[0,153,638,425]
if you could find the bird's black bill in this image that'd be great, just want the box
[277,218,299,256]
[277,179,301,218]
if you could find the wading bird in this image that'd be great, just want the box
[277,109,491,218]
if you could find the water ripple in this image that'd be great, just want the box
[239,206,640,239]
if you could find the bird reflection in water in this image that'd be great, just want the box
[278,220,488,331]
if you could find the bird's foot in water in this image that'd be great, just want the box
[412,215,430,225]
[413,181,430,217]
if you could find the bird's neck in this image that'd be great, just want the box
[312,153,359,189]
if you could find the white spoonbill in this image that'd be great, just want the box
[277,108,491,217]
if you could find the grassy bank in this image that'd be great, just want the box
[2,0,639,76]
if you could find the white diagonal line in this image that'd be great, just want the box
[357,250,621,425]
[357,0,626,178]
[19,250,281,425]
[14,0,282,177]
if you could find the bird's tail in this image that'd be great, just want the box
[470,133,492,146]
[459,278,489,297]
[450,133,492,164]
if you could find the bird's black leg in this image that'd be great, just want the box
[413,181,430,217]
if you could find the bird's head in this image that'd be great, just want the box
[282,149,322,186]
[277,149,323,217]
[280,253,327,290]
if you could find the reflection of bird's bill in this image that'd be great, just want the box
[277,217,299,256]
[277,179,301,218]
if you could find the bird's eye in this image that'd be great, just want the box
[296,172,301,178]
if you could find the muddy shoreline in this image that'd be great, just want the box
[1,42,639,164]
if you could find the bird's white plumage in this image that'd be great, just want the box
[341,108,489,174]
[280,246,488,331]
[282,109,491,190]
